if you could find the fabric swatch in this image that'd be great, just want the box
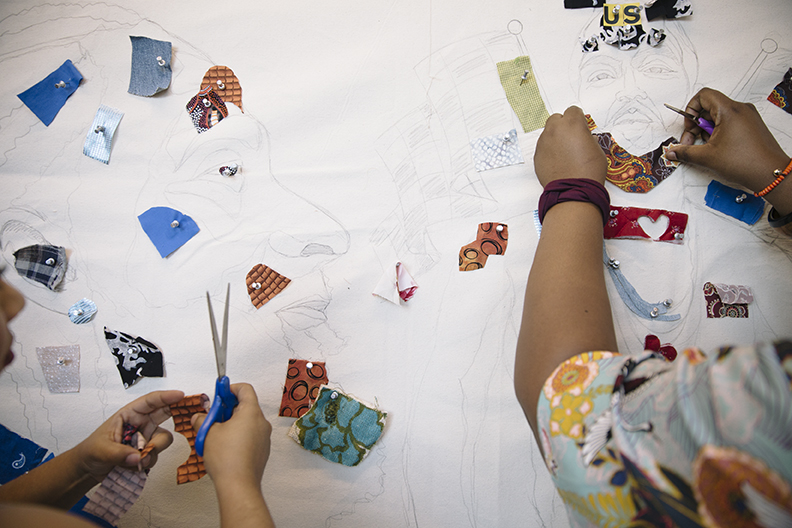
[604,206,688,243]
[704,282,750,318]
[768,68,792,115]
[170,394,209,484]
[712,283,754,305]
[470,129,524,172]
[128,36,172,97]
[17,59,83,126]
[704,180,765,225]
[246,264,291,308]
[13,244,67,290]
[459,222,508,271]
[138,206,200,258]
[643,334,677,362]
[68,298,97,324]
[496,56,550,133]
[186,86,228,133]
[604,246,679,321]
[0,424,50,484]
[372,262,418,304]
[289,386,387,467]
[36,345,80,393]
[279,359,329,418]
[583,19,665,52]
[103,327,164,389]
[645,0,693,21]
[595,133,677,192]
[83,105,124,164]
[201,66,243,112]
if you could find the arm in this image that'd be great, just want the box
[192,383,274,528]
[0,390,184,509]
[515,106,618,439]
[666,88,792,216]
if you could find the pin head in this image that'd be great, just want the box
[735,193,747,203]
[171,220,180,228]
[55,81,66,88]
[216,80,225,90]
[156,56,166,66]
[94,125,105,134]
[45,258,56,266]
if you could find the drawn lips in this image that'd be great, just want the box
[277,295,330,331]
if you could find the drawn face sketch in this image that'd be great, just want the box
[574,16,698,154]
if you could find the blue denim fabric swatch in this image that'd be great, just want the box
[128,36,172,96]
[17,59,83,126]
[83,105,124,164]
[138,206,200,258]
[704,180,765,225]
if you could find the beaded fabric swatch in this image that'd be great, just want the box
[36,345,80,393]
[279,359,329,418]
[170,394,209,484]
[246,264,291,308]
[289,386,387,467]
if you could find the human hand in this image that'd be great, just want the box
[191,383,271,490]
[73,390,185,482]
[666,88,790,193]
[534,106,606,187]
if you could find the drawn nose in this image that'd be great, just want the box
[267,203,349,260]
[615,69,648,101]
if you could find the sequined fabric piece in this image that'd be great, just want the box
[35,345,80,393]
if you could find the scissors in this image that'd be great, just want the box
[664,103,715,135]
[195,284,239,457]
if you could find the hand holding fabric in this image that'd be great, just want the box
[534,106,607,188]
[666,88,791,214]
[74,390,184,481]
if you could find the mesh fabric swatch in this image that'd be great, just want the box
[36,345,80,393]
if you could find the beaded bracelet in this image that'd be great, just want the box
[754,157,792,197]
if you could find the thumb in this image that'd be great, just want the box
[191,412,207,432]
[665,142,710,165]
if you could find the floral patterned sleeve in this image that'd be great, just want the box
[536,342,792,527]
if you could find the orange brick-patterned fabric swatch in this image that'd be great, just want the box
[170,394,209,484]
[201,65,243,112]
[246,264,291,308]
[279,359,328,418]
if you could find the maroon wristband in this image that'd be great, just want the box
[537,178,611,225]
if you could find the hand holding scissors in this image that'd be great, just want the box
[664,103,715,135]
[195,284,239,457]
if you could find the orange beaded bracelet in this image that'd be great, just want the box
[755,157,792,197]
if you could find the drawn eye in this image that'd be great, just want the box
[641,62,676,76]
[588,70,615,83]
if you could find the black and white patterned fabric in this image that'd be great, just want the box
[103,327,164,389]
[12,244,67,290]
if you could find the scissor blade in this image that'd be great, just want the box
[206,291,226,378]
[664,103,696,120]
[220,283,229,376]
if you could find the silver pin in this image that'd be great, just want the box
[156,56,166,66]
[220,163,239,177]
[612,4,621,13]
[330,391,339,400]
[54,81,66,88]
[75,309,84,316]
[674,233,684,240]
[56,357,65,366]
[252,282,261,290]
[650,307,659,318]
[735,193,747,203]
[663,299,673,307]
[610,209,619,217]
[170,220,180,228]
[94,125,105,134]
[45,258,56,266]
[216,80,225,90]
[202,98,211,108]
[306,362,313,369]
[608,258,620,269]
[503,136,511,143]
[496,224,504,233]
[519,70,530,86]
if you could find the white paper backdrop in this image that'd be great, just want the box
[1,1,791,526]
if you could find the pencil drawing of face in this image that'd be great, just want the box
[575,17,698,153]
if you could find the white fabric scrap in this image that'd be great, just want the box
[470,128,524,172]
[373,262,418,304]
[713,283,754,305]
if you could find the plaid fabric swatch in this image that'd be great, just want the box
[496,56,550,133]
[13,244,67,290]
[83,105,124,164]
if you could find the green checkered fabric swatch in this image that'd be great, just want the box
[497,55,550,133]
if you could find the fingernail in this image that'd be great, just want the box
[665,150,677,161]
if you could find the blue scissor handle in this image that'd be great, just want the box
[195,376,239,457]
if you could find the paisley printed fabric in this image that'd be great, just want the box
[768,68,792,115]
[537,341,792,527]
[279,359,328,418]
[595,133,678,192]
[186,86,229,133]
[288,386,387,467]
[703,281,750,318]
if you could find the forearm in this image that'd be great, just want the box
[0,447,99,509]
[515,201,617,433]
[215,478,275,528]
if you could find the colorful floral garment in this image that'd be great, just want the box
[537,342,792,527]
